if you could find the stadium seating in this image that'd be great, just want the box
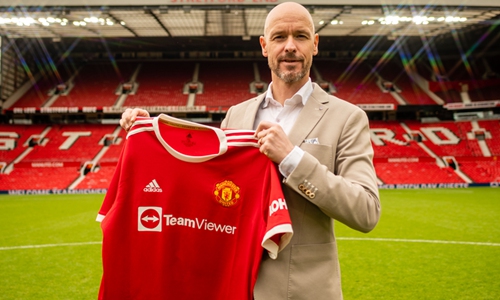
[403,120,479,157]
[75,166,116,189]
[11,65,74,108]
[195,61,256,111]
[23,124,116,163]
[468,86,500,102]
[434,89,463,103]
[374,161,466,184]
[374,61,438,105]
[0,124,122,190]
[439,58,472,81]
[51,63,129,107]
[456,158,500,183]
[2,118,499,190]
[478,120,500,155]
[2,57,500,190]
[12,79,54,108]
[410,57,500,104]
[395,77,438,105]
[369,121,430,157]
[123,61,193,107]
[96,129,127,164]
[257,61,272,84]
[74,128,127,189]
[370,119,499,185]
[0,124,47,164]
[17,58,500,110]
[0,166,81,190]
[313,60,399,105]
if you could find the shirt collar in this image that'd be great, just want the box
[263,78,313,108]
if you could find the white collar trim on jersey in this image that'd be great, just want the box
[153,114,228,163]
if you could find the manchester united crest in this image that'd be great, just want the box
[214,180,240,207]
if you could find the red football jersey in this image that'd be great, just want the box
[97,114,293,300]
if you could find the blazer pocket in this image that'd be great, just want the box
[288,242,342,300]
[300,143,333,169]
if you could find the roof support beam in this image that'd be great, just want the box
[146,9,172,37]
[204,10,208,36]
[108,12,139,37]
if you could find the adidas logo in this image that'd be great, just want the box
[143,179,163,193]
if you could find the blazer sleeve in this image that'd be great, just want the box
[283,107,381,233]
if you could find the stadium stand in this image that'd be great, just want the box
[23,124,115,163]
[313,60,400,105]
[404,120,479,157]
[257,61,272,84]
[123,61,194,107]
[0,124,122,190]
[194,61,256,111]
[1,117,499,190]
[11,67,72,108]
[439,57,472,81]
[0,1,498,194]
[456,158,500,183]
[408,56,500,104]
[50,62,131,107]
[1,55,499,190]
[8,56,496,113]
[75,165,116,189]
[478,120,500,155]
[374,160,466,184]
[369,121,430,158]
[468,85,500,102]
[370,119,499,185]
[74,127,126,189]
[1,167,81,190]
[434,89,464,103]
[374,61,438,105]
[0,124,47,165]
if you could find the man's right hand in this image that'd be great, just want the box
[120,108,150,131]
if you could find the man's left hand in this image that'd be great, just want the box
[255,121,294,164]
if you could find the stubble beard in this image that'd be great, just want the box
[270,57,311,84]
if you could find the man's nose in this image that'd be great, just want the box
[284,36,297,52]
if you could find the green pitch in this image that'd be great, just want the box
[0,188,499,299]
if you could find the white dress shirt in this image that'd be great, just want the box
[253,79,313,178]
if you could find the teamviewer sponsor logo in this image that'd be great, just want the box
[138,206,162,232]
[144,179,162,192]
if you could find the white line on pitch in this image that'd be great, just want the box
[0,241,102,251]
[2,238,499,251]
[337,237,500,247]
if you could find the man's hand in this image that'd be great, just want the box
[255,121,294,163]
[120,108,150,131]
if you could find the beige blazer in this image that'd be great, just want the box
[221,83,381,300]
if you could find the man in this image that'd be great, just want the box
[120,2,380,299]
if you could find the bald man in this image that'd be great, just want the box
[120,2,380,299]
[221,3,380,299]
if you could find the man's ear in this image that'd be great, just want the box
[260,36,268,57]
[313,34,319,56]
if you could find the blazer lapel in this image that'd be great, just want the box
[288,84,330,146]
[241,94,265,129]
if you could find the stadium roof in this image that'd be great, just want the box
[1,1,499,40]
